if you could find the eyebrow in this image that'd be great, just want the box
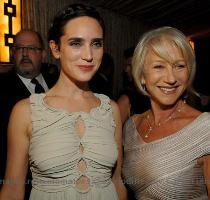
[15,43,41,47]
[67,37,103,42]
[91,38,104,42]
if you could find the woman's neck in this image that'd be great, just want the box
[150,99,184,125]
[48,75,91,98]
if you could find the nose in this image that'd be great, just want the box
[22,47,29,57]
[165,68,177,85]
[81,45,93,62]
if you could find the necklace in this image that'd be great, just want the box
[144,100,186,138]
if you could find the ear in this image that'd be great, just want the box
[49,40,60,59]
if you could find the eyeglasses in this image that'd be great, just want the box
[13,45,43,54]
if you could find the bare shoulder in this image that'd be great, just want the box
[171,103,203,129]
[110,100,120,112]
[182,103,202,120]
[9,98,32,137]
[11,98,31,116]
[117,94,130,104]
[132,110,149,126]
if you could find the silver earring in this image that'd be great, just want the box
[142,84,146,91]
[141,80,146,91]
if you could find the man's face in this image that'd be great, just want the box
[13,31,45,79]
[124,56,132,80]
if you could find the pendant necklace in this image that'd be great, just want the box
[144,100,186,138]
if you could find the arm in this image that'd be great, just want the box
[117,95,131,125]
[0,99,31,200]
[111,101,127,200]
[203,155,210,198]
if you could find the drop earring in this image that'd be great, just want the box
[141,80,146,91]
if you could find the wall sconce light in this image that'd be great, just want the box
[0,0,21,64]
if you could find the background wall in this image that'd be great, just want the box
[21,0,149,97]
[193,38,210,95]
[1,0,209,96]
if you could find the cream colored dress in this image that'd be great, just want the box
[29,93,118,200]
[123,113,210,200]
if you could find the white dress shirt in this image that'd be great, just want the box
[18,73,49,94]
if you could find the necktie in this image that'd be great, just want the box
[31,78,45,93]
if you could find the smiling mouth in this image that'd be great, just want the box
[159,87,178,93]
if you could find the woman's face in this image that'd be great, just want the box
[124,56,133,80]
[52,16,103,83]
[142,41,189,107]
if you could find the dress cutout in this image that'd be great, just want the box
[29,93,118,200]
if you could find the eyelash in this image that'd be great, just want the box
[175,64,186,68]
[91,41,103,48]
[153,64,186,69]
[69,41,103,48]
[69,42,81,46]
[153,65,163,69]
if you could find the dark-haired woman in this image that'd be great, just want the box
[0,4,126,200]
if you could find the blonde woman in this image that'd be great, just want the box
[123,27,210,199]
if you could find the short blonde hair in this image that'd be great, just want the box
[132,26,196,96]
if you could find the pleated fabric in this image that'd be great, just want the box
[29,93,118,200]
[123,113,210,200]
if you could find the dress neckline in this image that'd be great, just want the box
[131,112,209,145]
[37,93,105,115]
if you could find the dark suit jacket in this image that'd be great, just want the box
[0,63,59,199]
